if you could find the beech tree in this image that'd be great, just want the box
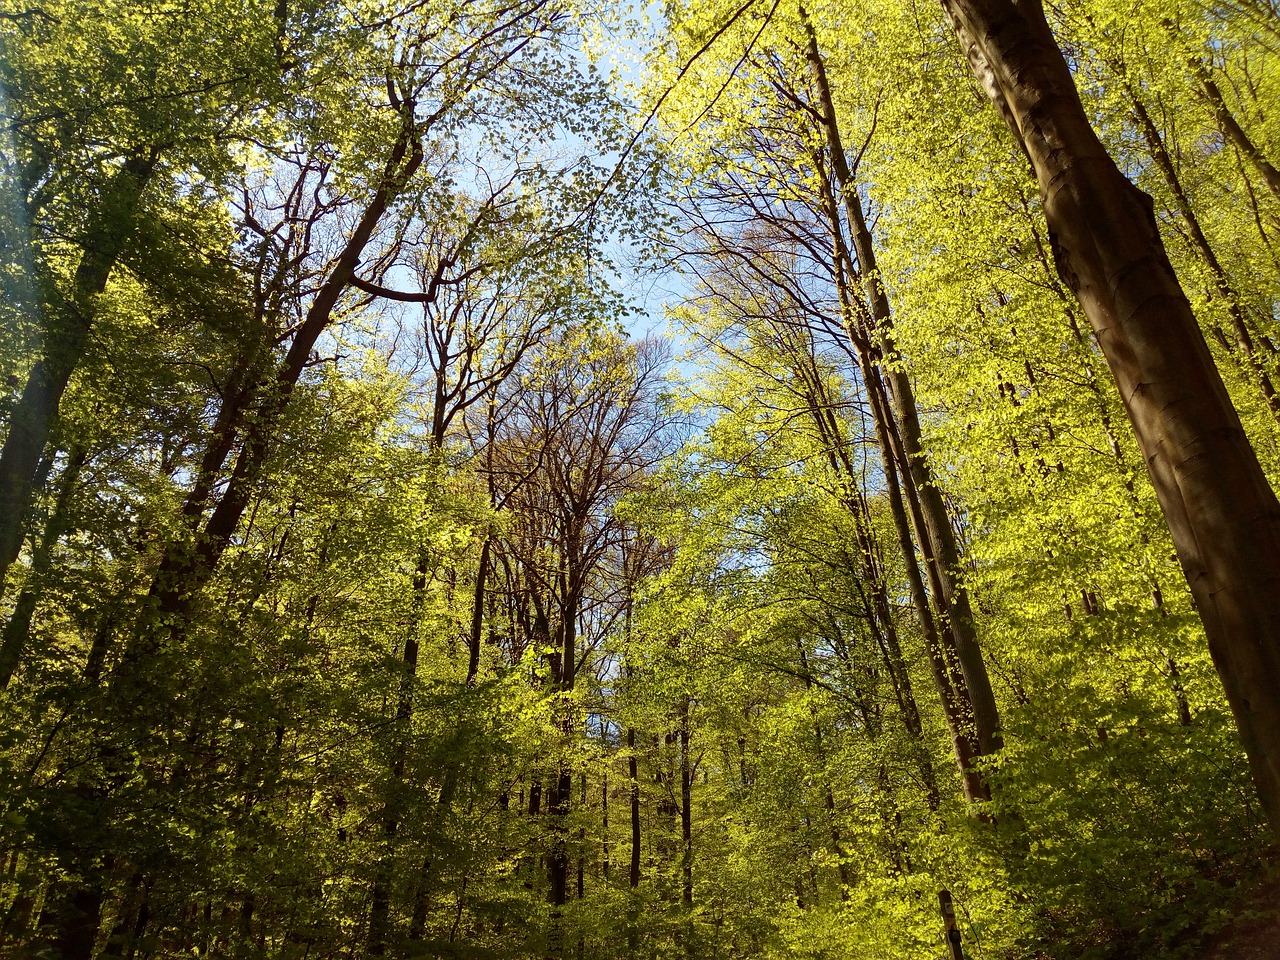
[937,0,1280,834]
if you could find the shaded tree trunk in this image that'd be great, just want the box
[0,152,156,596]
[942,0,1280,835]
[628,728,641,889]
[115,104,424,690]
[468,537,491,684]
[0,447,85,688]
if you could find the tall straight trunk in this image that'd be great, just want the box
[548,767,570,950]
[678,708,692,910]
[942,0,1280,835]
[799,11,1003,757]
[623,738,639,886]
[810,148,989,802]
[601,773,610,880]
[627,730,640,956]
[548,578,581,959]
[860,336,989,802]
[467,537,491,684]
[847,568,942,810]
[0,152,156,595]
[577,772,587,901]
[368,550,429,956]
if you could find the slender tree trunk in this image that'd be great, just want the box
[866,363,989,803]
[468,537,490,684]
[627,729,640,958]
[1188,56,1280,201]
[368,550,430,956]
[1122,81,1280,414]
[942,0,1280,835]
[0,152,156,596]
[799,10,1002,758]
[0,447,85,688]
[679,708,692,910]
[628,728,641,890]
[601,772,610,880]
[577,772,587,904]
[811,162,988,801]
[804,389,942,806]
[548,579,581,956]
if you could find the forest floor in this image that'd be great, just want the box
[1201,862,1280,960]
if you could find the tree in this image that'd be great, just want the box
[938,0,1280,835]
[0,0,295,596]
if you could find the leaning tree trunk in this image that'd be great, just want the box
[1182,52,1280,202]
[808,144,990,804]
[941,0,1280,835]
[1121,78,1280,416]
[799,10,1003,759]
[0,152,156,596]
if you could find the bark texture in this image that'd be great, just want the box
[941,0,1280,834]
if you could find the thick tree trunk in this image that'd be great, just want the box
[942,0,1280,835]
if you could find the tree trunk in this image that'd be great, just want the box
[627,728,641,888]
[368,549,430,956]
[1122,80,1280,414]
[467,537,491,684]
[0,152,156,596]
[116,107,423,688]
[0,447,85,688]
[942,0,1280,835]
[810,156,989,803]
[1189,56,1280,201]
[679,710,692,910]
[42,883,104,960]
[799,10,1002,758]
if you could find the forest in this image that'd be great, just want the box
[2,0,1280,956]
